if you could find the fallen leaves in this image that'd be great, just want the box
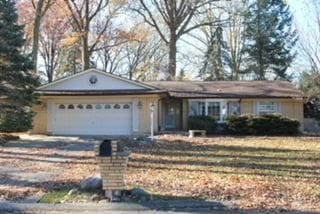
[125,135,320,211]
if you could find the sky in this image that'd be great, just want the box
[287,0,317,82]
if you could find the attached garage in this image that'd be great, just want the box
[51,102,132,135]
[31,69,160,136]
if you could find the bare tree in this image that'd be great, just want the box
[124,31,163,80]
[38,4,69,82]
[31,0,53,74]
[64,0,124,71]
[225,0,248,80]
[298,0,320,73]
[131,0,226,80]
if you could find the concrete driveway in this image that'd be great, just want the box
[0,134,97,202]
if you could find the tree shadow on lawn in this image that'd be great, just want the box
[0,151,96,165]
[0,150,93,161]
[131,193,320,214]
[129,139,320,179]
[5,139,94,151]
[134,149,320,162]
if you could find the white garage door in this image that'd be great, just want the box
[52,103,132,135]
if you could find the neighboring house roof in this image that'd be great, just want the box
[144,80,304,99]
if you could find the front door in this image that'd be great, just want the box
[164,100,182,130]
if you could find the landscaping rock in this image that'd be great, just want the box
[98,199,108,203]
[90,194,100,201]
[68,188,79,196]
[80,174,102,192]
[130,188,151,201]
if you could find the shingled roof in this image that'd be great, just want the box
[144,80,304,99]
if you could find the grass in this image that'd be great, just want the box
[39,189,98,203]
[125,135,320,211]
[39,189,70,203]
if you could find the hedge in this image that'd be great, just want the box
[225,114,300,136]
[188,116,217,134]
[0,111,34,133]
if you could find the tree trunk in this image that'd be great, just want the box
[168,33,177,80]
[32,0,45,75]
[81,32,90,71]
[81,0,90,71]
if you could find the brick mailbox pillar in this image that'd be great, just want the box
[95,139,130,201]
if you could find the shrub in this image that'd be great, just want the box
[304,98,320,124]
[188,116,217,134]
[0,111,34,132]
[225,114,300,136]
[225,115,251,135]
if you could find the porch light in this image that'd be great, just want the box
[149,102,155,112]
[137,101,143,109]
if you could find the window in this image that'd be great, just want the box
[257,101,278,115]
[67,104,75,109]
[95,104,102,110]
[198,102,206,116]
[77,104,83,109]
[105,104,111,109]
[58,104,65,109]
[229,102,240,116]
[207,102,220,120]
[113,104,120,109]
[86,104,93,109]
[123,104,130,109]
[190,101,206,116]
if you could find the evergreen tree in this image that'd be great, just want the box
[242,0,297,80]
[200,26,229,81]
[0,0,39,132]
[177,69,187,80]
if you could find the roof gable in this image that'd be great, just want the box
[38,69,153,91]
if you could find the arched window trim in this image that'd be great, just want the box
[86,104,93,109]
[58,104,65,109]
[67,104,75,109]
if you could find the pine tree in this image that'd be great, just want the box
[177,69,187,80]
[0,0,39,132]
[200,26,229,81]
[242,0,297,80]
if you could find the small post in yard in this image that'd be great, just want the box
[149,102,155,141]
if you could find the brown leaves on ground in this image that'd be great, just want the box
[126,135,320,211]
[0,138,97,201]
[0,133,19,145]
[1,134,319,212]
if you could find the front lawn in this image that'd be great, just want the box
[126,135,320,211]
[1,134,319,212]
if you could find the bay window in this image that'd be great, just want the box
[189,100,228,122]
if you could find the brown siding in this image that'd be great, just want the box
[138,96,159,133]
[240,99,255,115]
[31,101,48,134]
[240,98,304,128]
[279,99,304,128]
